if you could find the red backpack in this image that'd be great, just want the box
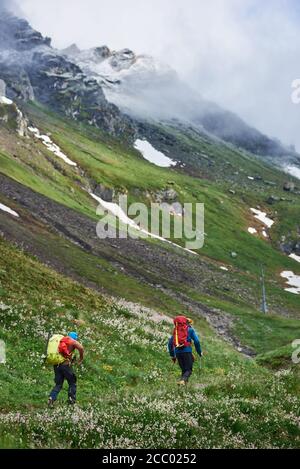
[173,316,191,349]
[58,336,74,358]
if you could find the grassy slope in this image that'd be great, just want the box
[1,199,298,357]
[0,208,183,312]
[1,103,299,279]
[0,102,299,448]
[0,102,299,358]
[23,104,300,273]
[0,239,299,449]
[186,291,300,355]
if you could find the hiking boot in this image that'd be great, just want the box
[177,380,186,386]
[67,397,76,405]
[48,398,55,408]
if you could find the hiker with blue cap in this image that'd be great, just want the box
[48,332,84,407]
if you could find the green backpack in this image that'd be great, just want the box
[46,334,65,365]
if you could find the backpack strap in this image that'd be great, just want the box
[174,321,179,348]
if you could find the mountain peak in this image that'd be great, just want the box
[62,44,112,65]
[61,43,81,56]
[0,12,51,50]
[0,14,135,139]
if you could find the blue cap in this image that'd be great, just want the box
[69,332,78,341]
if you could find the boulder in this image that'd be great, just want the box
[294,242,300,255]
[0,100,28,137]
[266,195,280,205]
[155,188,178,203]
[94,184,114,202]
[279,239,300,255]
[283,181,295,192]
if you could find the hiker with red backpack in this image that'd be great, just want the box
[47,332,84,407]
[168,316,202,385]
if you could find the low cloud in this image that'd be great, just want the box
[8,0,300,149]
[0,0,23,14]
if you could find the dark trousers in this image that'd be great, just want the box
[49,364,77,402]
[177,352,193,382]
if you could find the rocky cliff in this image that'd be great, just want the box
[0,11,135,140]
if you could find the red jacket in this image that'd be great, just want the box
[58,337,84,361]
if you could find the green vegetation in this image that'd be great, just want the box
[256,344,298,370]
[0,239,299,448]
[0,100,299,448]
[185,291,300,354]
[1,102,299,282]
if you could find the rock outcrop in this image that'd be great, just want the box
[0,11,135,141]
[0,99,28,136]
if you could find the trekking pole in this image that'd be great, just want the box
[199,353,204,371]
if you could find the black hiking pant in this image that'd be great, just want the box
[177,352,193,382]
[49,364,77,402]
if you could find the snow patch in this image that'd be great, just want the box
[0,203,19,218]
[248,227,257,235]
[220,266,229,271]
[283,165,300,180]
[250,208,274,228]
[262,230,268,238]
[289,253,300,264]
[90,193,137,230]
[280,271,300,295]
[0,96,13,105]
[134,139,176,168]
[28,127,77,167]
[90,192,197,256]
[247,176,254,181]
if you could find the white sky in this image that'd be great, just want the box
[10,0,300,149]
